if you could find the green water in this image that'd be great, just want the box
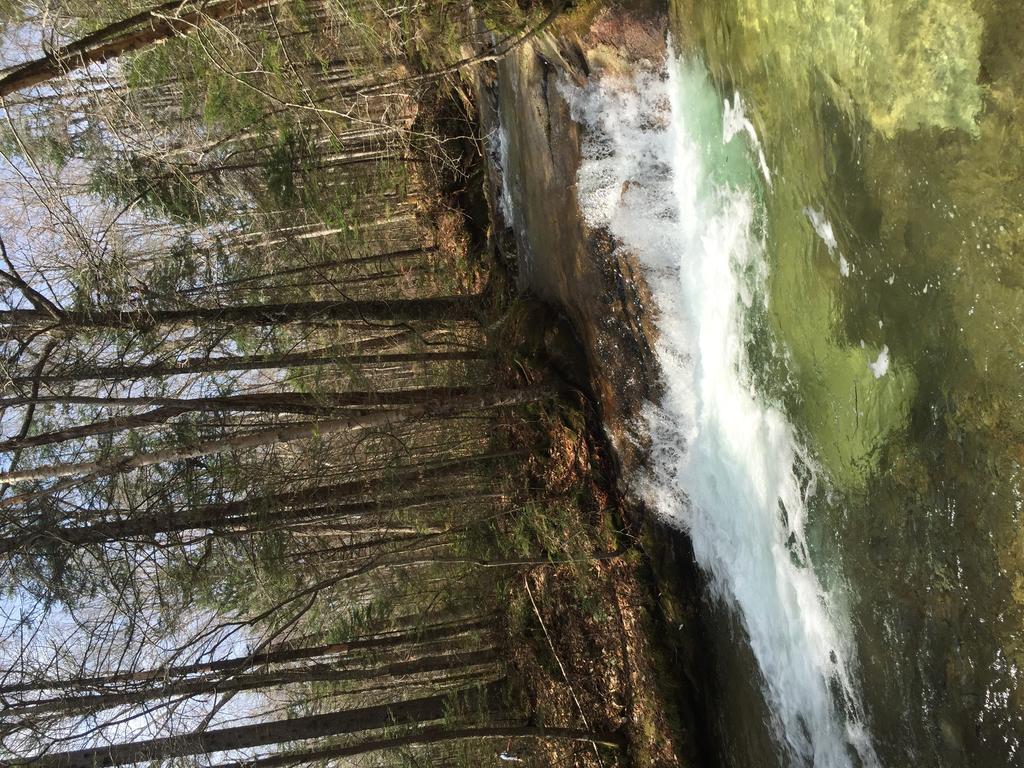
[670,0,1024,764]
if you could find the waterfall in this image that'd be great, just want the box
[563,51,879,768]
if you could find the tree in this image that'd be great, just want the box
[0,0,274,98]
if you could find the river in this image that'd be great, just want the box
[556,1,1024,766]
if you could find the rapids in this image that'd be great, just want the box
[664,0,1024,764]
[564,53,877,768]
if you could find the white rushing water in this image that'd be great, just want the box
[563,53,879,767]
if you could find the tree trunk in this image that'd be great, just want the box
[0,386,489,451]
[206,725,625,768]
[6,346,480,385]
[0,295,482,332]
[8,649,499,718]
[173,247,434,297]
[2,489,475,551]
[0,618,492,696]
[15,681,507,768]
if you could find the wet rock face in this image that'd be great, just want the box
[480,9,669,488]
[582,5,670,75]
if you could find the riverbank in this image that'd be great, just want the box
[462,2,719,765]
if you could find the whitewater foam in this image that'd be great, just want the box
[869,346,890,379]
[724,93,773,188]
[839,254,851,277]
[565,52,878,768]
[804,207,838,253]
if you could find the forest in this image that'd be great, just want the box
[0,1,697,766]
